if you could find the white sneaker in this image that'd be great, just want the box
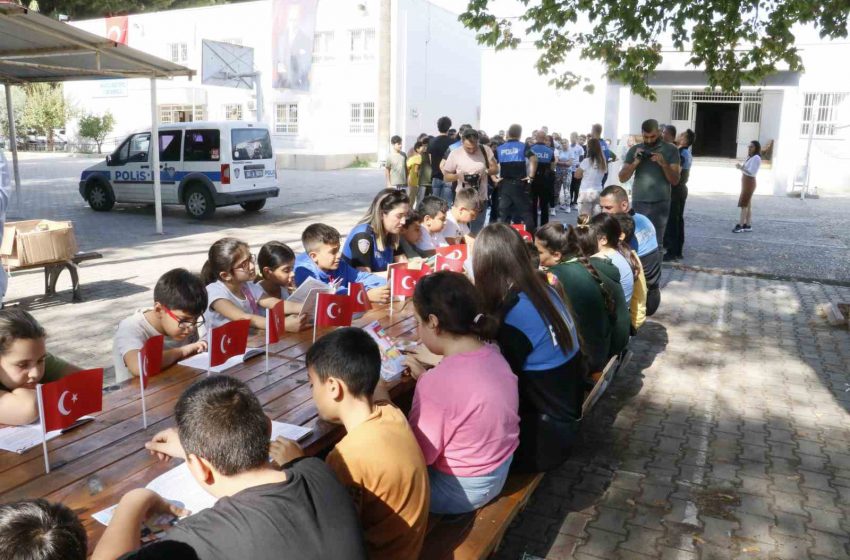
[550,209,557,216]
[564,206,571,214]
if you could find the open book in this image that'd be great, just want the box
[93,421,313,526]
[178,347,264,373]
[361,321,407,382]
[0,416,94,454]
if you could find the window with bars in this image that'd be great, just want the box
[800,92,849,137]
[349,29,376,61]
[167,43,188,64]
[224,104,243,121]
[159,105,205,124]
[313,31,335,62]
[349,102,375,133]
[275,103,299,134]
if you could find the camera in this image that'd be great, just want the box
[463,173,481,188]
[636,149,652,161]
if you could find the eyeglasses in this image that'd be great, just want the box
[232,254,255,273]
[162,305,205,330]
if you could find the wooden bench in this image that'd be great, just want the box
[420,472,545,559]
[7,251,102,302]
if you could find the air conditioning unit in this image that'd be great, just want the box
[247,99,256,111]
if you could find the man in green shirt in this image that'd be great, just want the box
[618,119,681,246]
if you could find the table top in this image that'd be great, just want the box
[0,301,419,554]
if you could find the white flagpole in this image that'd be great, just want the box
[138,353,148,429]
[36,384,50,474]
[389,269,395,317]
[207,328,212,376]
[265,312,270,374]
[312,296,320,343]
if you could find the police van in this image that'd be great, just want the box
[78,121,279,219]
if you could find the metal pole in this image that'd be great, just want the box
[150,77,163,234]
[801,93,819,200]
[253,71,264,123]
[377,0,391,161]
[4,85,21,213]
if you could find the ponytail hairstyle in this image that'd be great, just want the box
[535,222,570,261]
[586,138,607,172]
[0,308,46,356]
[413,271,498,341]
[359,188,410,252]
[473,223,576,352]
[588,212,622,252]
[201,237,251,285]
[569,217,617,317]
[257,241,295,277]
[610,213,641,281]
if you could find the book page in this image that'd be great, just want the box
[178,349,262,373]
[0,416,94,454]
[270,420,312,442]
[288,277,331,303]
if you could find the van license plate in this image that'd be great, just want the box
[244,169,263,179]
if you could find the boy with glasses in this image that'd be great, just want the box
[112,268,208,383]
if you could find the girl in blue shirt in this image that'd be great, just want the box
[473,223,586,472]
[342,189,409,272]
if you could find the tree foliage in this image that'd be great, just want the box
[0,86,26,140]
[34,0,234,19]
[459,0,850,100]
[20,83,73,147]
[78,112,115,153]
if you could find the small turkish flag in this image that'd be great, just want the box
[348,282,371,313]
[139,335,164,389]
[391,265,429,298]
[266,301,285,345]
[39,369,103,432]
[435,244,468,262]
[435,255,465,272]
[511,224,533,242]
[210,319,250,367]
[315,293,353,328]
[510,223,526,232]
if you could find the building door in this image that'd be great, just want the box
[693,103,739,157]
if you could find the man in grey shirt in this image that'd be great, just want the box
[618,119,681,246]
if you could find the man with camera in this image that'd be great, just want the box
[442,128,498,235]
[618,119,681,245]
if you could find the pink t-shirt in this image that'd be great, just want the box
[409,344,520,477]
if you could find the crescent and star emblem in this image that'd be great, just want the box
[58,391,77,416]
[220,335,230,354]
[401,276,415,290]
[327,303,341,319]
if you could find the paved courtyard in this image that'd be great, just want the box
[4,152,850,558]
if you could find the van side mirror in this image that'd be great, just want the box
[106,155,112,165]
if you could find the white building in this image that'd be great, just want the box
[65,0,481,169]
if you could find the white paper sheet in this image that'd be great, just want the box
[178,348,264,373]
[0,416,95,454]
[288,277,333,303]
[270,420,312,442]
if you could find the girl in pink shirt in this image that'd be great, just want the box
[408,271,520,514]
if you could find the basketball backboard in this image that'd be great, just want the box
[202,39,255,89]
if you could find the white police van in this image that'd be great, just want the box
[78,121,279,219]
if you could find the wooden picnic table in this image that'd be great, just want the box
[0,301,419,555]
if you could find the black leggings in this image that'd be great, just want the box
[569,175,582,205]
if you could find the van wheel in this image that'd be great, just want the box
[87,179,115,211]
[240,199,266,212]
[184,185,215,219]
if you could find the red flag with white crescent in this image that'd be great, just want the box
[511,224,533,241]
[348,282,371,313]
[210,319,250,367]
[315,293,353,328]
[139,334,164,389]
[435,244,468,262]
[510,223,526,232]
[435,255,465,273]
[267,301,285,345]
[391,265,429,298]
[39,369,103,432]
[105,16,128,44]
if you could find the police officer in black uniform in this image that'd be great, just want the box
[495,124,536,232]
[528,131,556,228]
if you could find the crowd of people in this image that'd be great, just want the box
[0,114,768,560]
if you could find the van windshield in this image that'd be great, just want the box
[231,129,273,161]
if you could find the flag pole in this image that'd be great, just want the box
[36,384,50,474]
[138,353,148,430]
[265,312,270,374]
[389,268,395,317]
[312,296,319,343]
[207,328,212,376]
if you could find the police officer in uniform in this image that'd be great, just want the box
[495,124,536,232]
[528,131,556,228]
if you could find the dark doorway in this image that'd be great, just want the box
[693,103,739,157]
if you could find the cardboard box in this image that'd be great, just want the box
[1,220,78,267]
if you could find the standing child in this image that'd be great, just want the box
[385,135,407,190]
[406,139,430,207]
[201,237,282,331]
[398,210,431,260]
[113,268,208,383]
[270,328,429,560]
[0,308,80,426]
[295,224,390,303]
[407,272,519,513]
[0,499,87,560]
[414,196,449,253]
[256,241,310,332]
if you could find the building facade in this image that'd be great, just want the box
[65,0,481,168]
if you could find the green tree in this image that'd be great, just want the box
[0,86,26,144]
[459,0,850,99]
[20,83,72,149]
[78,112,115,153]
[35,0,234,19]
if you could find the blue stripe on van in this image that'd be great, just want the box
[80,170,110,181]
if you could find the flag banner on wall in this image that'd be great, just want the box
[105,16,128,44]
[272,0,318,91]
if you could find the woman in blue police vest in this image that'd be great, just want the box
[473,223,585,473]
[342,188,410,272]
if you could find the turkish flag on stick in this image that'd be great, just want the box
[435,244,468,262]
[37,368,103,473]
[265,301,285,373]
[348,282,371,313]
[209,319,250,369]
[435,255,465,273]
[510,223,526,232]
[138,334,164,429]
[391,265,429,299]
[313,293,353,342]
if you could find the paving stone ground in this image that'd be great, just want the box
[4,153,850,558]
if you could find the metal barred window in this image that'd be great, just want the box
[313,31,335,62]
[349,28,376,61]
[800,92,849,137]
[275,103,298,134]
[159,105,205,124]
[349,102,374,134]
[224,104,242,121]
